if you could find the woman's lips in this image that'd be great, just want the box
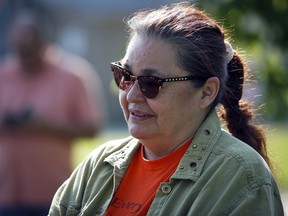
[129,109,154,121]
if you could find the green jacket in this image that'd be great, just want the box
[48,111,284,216]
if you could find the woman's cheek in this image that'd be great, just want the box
[119,92,129,121]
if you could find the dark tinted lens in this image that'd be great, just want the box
[112,65,133,91]
[138,76,161,99]
[119,71,133,91]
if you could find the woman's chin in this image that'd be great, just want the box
[128,126,151,140]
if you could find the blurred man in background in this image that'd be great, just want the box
[0,8,105,216]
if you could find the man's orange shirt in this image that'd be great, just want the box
[105,140,191,215]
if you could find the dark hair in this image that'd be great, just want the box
[11,7,55,44]
[125,2,270,167]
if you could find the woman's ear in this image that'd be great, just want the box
[199,77,220,109]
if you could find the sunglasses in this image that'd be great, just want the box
[110,61,209,99]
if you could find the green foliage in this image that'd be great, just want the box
[195,0,288,121]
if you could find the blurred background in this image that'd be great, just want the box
[1,0,288,126]
[0,0,287,210]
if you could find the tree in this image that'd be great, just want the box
[196,0,288,121]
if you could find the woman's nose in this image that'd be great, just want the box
[126,80,146,102]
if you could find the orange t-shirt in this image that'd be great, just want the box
[105,140,191,216]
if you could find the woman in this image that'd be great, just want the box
[49,2,284,215]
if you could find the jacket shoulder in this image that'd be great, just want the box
[210,130,276,189]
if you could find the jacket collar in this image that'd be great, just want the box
[172,110,221,181]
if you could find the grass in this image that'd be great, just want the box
[72,124,288,191]
[267,123,288,191]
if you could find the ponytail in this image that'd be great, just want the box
[220,53,271,168]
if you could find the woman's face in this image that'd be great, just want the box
[119,35,209,152]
